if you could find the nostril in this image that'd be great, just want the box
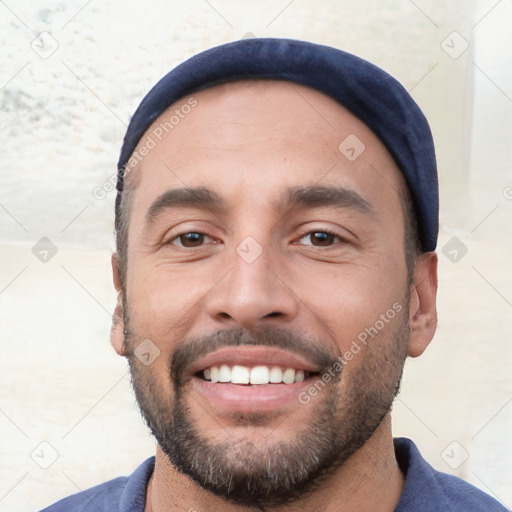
[265,312,281,318]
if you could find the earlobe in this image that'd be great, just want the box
[110,253,127,357]
[407,251,438,358]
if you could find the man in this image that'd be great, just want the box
[41,38,507,511]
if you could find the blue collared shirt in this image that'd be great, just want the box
[39,438,508,511]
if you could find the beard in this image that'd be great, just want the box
[124,300,410,510]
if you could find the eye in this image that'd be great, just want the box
[298,230,345,247]
[167,232,217,248]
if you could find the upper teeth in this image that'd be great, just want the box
[203,365,305,385]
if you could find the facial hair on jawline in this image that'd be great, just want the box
[123,296,410,510]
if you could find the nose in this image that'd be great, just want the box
[205,241,299,329]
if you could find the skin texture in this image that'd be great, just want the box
[110,80,438,511]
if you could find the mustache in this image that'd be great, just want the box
[170,325,338,388]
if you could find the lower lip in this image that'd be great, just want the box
[191,376,315,413]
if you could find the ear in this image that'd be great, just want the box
[407,251,438,358]
[110,252,127,357]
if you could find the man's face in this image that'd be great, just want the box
[118,80,415,507]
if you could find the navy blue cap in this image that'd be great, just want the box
[116,38,438,251]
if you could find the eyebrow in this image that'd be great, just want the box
[145,184,374,225]
[274,185,374,217]
[145,186,225,224]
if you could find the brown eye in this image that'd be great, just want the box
[299,231,341,247]
[169,232,214,248]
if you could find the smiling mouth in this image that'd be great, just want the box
[197,365,318,385]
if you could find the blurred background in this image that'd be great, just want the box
[1,1,511,510]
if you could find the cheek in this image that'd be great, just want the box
[292,255,406,348]
[127,263,214,339]
[131,356,172,396]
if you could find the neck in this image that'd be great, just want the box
[145,415,404,512]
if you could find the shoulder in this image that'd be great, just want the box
[39,476,127,512]
[433,471,508,511]
[38,457,155,512]
[394,438,508,512]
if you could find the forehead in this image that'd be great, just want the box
[126,79,408,221]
